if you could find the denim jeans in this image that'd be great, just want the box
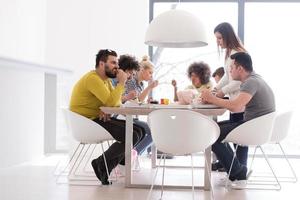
[212,119,248,180]
[133,119,153,155]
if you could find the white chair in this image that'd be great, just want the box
[223,112,280,190]
[248,110,297,182]
[147,109,220,200]
[57,109,114,184]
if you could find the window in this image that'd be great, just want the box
[245,2,300,155]
[152,2,238,101]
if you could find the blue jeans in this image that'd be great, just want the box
[133,119,153,155]
[227,112,248,166]
[212,118,248,180]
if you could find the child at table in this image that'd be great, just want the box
[172,61,213,105]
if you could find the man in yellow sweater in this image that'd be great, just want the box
[70,49,145,185]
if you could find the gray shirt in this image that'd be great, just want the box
[240,72,275,121]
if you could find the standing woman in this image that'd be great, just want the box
[213,22,248,168]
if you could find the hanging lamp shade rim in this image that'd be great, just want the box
[145,9,208,48]
[145,40,208,48]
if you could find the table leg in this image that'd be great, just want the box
[125,115,133,187]
[151,144,157,168]
[204,146,212,190]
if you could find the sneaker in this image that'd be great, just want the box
[231,180,247,190]
[91,159,112,185]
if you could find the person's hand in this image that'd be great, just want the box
[201,89,215,104]
[171,79,177,88]
[99,110,111,122]
[126,90,137,101]
[117,69,128,85]
[149,80,158,89]
[147,97,153,103]
[215,89,225,98]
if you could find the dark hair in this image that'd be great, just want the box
[212,67,225,78]
[118,55,140,71]
[95,49,117,68]
[230,52,253,72]
[214,22,246,58]
[187,61,211,85]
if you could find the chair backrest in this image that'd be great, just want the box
[270,111,293,143]
[62,109,113,144]
[223,112,276,146]
[148,109,220,155]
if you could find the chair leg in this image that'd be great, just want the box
[54,143,81,176]
[226,144,239,189]
[278,143,298,182]
[100,143,111,183]
[247,146,258,178]
[160,154,166,200]
[82,144,97,173]
[191,154,195,200]
[67,144,86,178]
[73,144,91,176]
[146,154,164,200]
[56,143,84,182]
[259,146,281,190]
[204,152,214,200]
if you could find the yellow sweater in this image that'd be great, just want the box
[70,70,124,119]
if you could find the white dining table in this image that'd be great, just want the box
[101,104,226,190]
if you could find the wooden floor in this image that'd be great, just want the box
[0,154,299,200]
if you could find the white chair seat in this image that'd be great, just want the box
[147,109,220,200]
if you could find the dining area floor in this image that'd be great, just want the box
[1,154,300,200]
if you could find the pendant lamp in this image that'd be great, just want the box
[145,9,208,48]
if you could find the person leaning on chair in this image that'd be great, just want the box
[69,49,145,185]
[201,52,275,188]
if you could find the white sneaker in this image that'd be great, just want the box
[217,177,232,187]
[231,180,247,190]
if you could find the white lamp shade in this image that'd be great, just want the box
[145,9,208,48]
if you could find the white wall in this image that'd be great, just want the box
[0,63,45,168]
[0,0,150,166]
[0,0,46,63]
[45,0,149,81]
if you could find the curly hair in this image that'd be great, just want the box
[187,61,211,85]
[118,54,140,71]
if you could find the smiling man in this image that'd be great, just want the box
[201,52,275,189]
[69,49,145,185]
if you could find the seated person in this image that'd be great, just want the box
[111,54,140,102]
[69,49,146,185]
[201,52,275,188]
[212,67,225,84]
[113,55,154,157]
[172,61,213,104]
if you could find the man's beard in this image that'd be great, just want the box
[104,64,117,78]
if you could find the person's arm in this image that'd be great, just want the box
[172,80,178,101]
[201,89,252,113]
[220,80,241,95]
[122,90,137,103]
[87,72,126,107]
[138,80,158,102]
